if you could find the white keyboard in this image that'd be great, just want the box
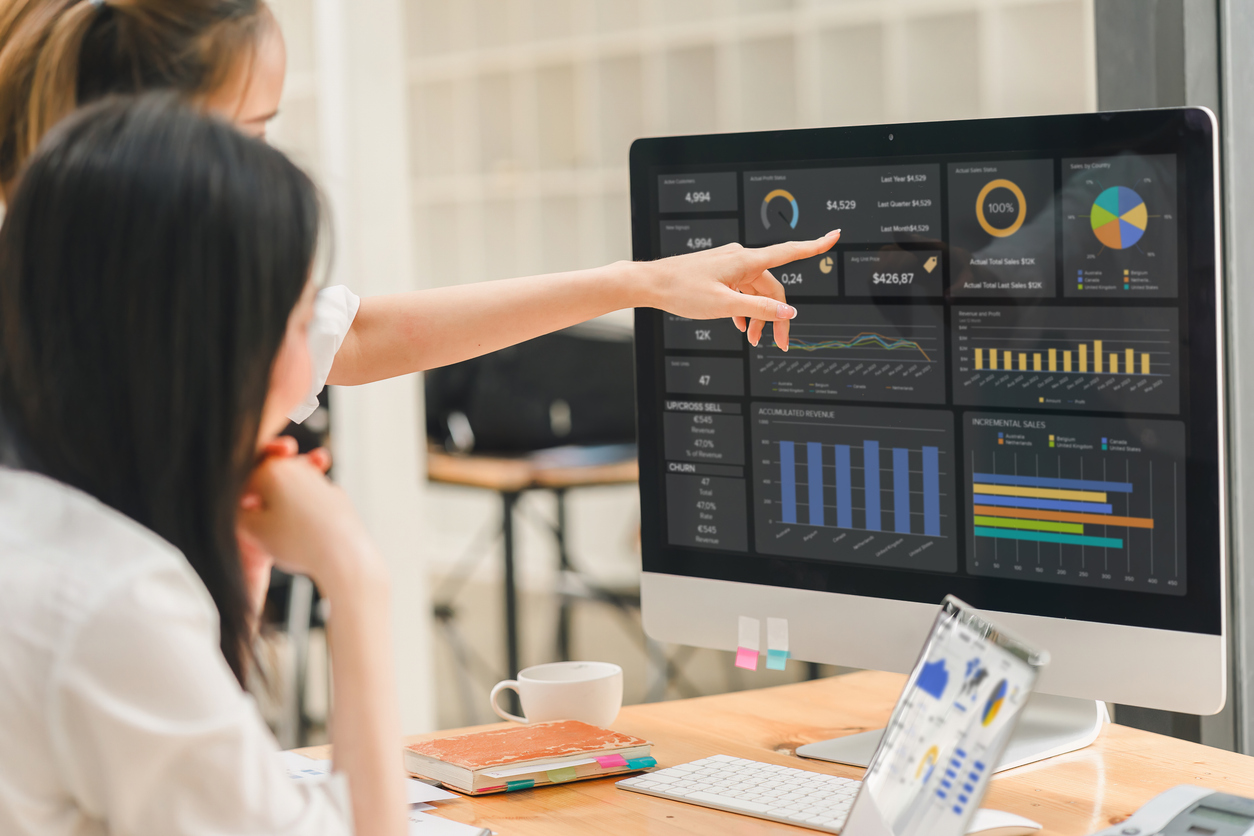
[616,754,861,833]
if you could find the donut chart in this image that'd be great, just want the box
[981,679,1007,727]
[1091,186,1148,250]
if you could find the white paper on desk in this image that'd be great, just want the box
[408,810,491,836]
[407,779,458,803]
[280,751,333,781]
[481,757,599,778]
[282,752,457,804]
[411,803,436,812]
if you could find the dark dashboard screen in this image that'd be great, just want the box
[631,109,1222,635]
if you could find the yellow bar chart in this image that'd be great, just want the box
[971,337,1153,377]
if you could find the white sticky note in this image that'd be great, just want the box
[407,777,459,803]
[738,615,760,650]
[767,617,789,652]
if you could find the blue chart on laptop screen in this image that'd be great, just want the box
[856,611,1038,836]
[652,148,1190,598]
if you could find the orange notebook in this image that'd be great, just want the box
[403,720,655,795]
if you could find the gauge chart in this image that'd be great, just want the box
[964,413,1186,595]
[952,306,1180,414]
[751,402,957,570]
[1062,154,1179,297]
[761,188,800,230]
[755,304,947,404]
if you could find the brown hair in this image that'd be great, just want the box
[0,0,269,189]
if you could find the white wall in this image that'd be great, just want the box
[269,0,435,734]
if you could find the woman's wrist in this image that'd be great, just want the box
[602,259,659,311]
[314,542,391,603]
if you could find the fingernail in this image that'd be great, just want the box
[827,229,841,237]
[240,494,260,510]
[777,303,797,319]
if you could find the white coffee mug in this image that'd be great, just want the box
[490,661,623,727]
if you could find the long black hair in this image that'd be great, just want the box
[0,93,319,685]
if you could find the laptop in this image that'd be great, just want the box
[618,595,1048,835]
[843,595,1049,835]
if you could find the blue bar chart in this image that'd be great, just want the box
[752,403,958,572]
[964,413,1186,595]
[775,439,943,536]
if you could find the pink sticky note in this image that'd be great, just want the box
[596,754,628,769]
[735,646,759,670]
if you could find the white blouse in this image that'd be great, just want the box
[0,468,352,836]
[288,285,361,424]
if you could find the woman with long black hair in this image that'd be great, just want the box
[0,95,405,835]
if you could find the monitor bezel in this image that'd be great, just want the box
[631,108,1223,637]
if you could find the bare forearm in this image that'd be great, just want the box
[326,233,839,386]
[326,261,643,385]
[323,561,406,836]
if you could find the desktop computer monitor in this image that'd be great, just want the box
[630,108,1224,763]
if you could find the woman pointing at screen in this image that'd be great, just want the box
[0,0,839,426]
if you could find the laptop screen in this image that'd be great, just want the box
[845,597,1046,836]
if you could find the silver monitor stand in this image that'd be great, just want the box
[797,693,1108,772]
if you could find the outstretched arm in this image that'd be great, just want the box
[325,231,840,386]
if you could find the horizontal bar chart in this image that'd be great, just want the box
[973,494,1113,514]
[972,504,1154,529]
[972,516,1084,534]
[972,483,1108,503]
[964,413,1185,596]
[972,436,1157,553]
[972,473,1133,493]
[973,526,1124,549]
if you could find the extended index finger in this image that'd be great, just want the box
[752,229,841,270]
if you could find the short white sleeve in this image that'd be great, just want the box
[49,560,353,836]
[289,285,361,424]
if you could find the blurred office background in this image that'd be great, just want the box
[257,0,1097,740]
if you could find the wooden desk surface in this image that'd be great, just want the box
[300,671,1254,836]
[427,446,638,493]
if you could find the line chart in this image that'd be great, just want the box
[788,331,935,362]
[753,304,947,405]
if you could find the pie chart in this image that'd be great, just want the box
[981,679,1007,727]
[1091,186,1148,250]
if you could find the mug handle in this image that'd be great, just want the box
[490,680,527,723]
